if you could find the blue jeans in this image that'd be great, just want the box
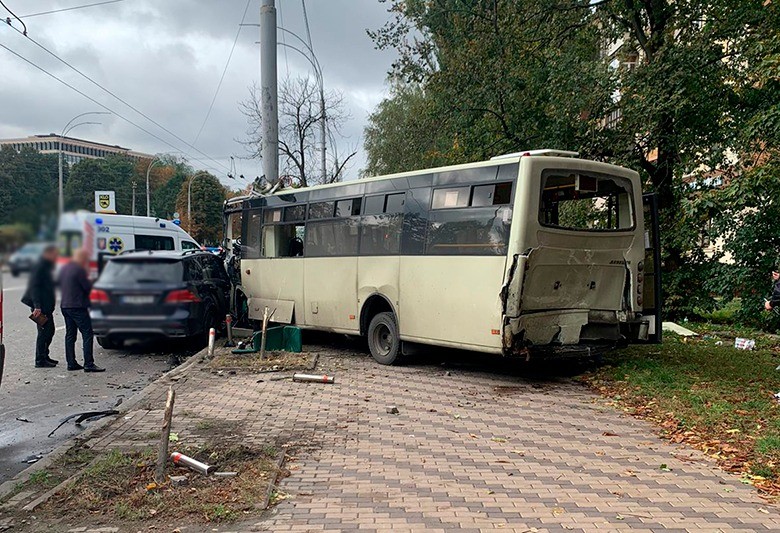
[61,308,94,368]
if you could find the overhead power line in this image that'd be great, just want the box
[19,0,126,19]
[0,0,27,34]
[192,0,252,146]
[0,43,226,177]
[2,22,231,174]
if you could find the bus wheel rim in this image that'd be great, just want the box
[373,323,392,355]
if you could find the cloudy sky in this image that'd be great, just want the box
[0,0,398,187]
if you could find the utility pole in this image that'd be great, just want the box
[132,181,137,216]
[260,0,278,185]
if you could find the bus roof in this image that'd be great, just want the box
[226,150,628,206]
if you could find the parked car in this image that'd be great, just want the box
[8,242,50,276]
[90,250,230,349]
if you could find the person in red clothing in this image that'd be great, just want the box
[59,249,104,372]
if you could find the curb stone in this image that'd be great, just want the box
[0,346,209,503]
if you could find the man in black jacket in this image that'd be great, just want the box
[21,244,59,368]
[60,249,104,372]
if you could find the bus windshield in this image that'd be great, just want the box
[539,171,634,231]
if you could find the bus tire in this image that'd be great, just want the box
[367,312,401,365]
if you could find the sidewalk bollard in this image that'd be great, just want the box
[170,452,216,476]
[225,314,235,347]
[293,373,335,384]
[208,327,216,357]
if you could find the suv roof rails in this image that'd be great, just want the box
[490,149,580,160]
[181,249,205,256]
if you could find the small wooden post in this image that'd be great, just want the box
[155,386,176,483]
[259,307,269,360]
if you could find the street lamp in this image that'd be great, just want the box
[145,155,165,217]
[187,171,210,233]
[248,24,327,183]
[58,112,109,216]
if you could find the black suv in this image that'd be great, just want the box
[90,250,230,349]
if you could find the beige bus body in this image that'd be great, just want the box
[230,153,649,361]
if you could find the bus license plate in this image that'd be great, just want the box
[122,295,154,305]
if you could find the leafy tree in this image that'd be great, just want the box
[65,155,137,214]
[0,146,59,228]
[175,172,226,245]
[367,0,779,320]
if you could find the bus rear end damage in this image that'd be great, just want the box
[500,157,661,361]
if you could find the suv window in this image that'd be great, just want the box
[100,259,183,283]
[184,257,205,281]
[201,255,229,282]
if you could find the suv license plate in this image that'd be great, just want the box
[122,295,155,305]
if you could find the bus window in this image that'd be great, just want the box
[426,206,512,255]
[471,182,513,207]
[307,219,359,257]
[540,171,634,231]
[245,210,263,258]
[432,187,470,209]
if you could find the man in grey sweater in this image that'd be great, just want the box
[59,250,105,372]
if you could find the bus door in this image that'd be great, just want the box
[641,193,662,343]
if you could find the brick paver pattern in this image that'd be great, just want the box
[91,349,780,532]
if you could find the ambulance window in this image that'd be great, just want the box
[135,234,175,251]
[181,240,199,251]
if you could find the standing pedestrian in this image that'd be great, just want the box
[21,244,59,368]
[60,249,105,372]
[765,266,780,313]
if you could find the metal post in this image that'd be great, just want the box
[320,85,326,182]
[131,181,136,216]
[260,0,278,185]
[58,146,64,216]
[145,157,161,217]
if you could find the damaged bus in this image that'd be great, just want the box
[224,150,661,365]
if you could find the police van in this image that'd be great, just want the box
[57,211,201,279]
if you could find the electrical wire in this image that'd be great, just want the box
[19,0,126,19]
[0,43,226,177]
[192,0,251,146]
[0,0,26,35]
[2,23,231,174]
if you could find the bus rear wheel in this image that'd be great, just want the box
[367,312,401,365]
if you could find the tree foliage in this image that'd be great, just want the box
[0,146,59,231]
[366,0,779,321]
[175,172,226,245]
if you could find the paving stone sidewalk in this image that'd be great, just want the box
[86,348,779,532]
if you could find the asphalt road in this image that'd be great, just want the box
[0,271,180,482]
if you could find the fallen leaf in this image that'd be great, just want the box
[491,437,507,443]
[602,431,618,437]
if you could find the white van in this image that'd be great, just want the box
[57,211,201,279]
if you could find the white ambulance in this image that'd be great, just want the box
[57,211,201,279]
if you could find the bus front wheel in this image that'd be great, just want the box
[367,312,401,365]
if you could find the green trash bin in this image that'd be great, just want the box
[283,326,303,353]
[258,326,286,352]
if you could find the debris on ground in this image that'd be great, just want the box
[170,452,216,476]
[735,338,756,350]
[15,417,31,423]
[386,406,399,415]
[48,410,119,437]
[169,475,189,487]
[292,373,335,384]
